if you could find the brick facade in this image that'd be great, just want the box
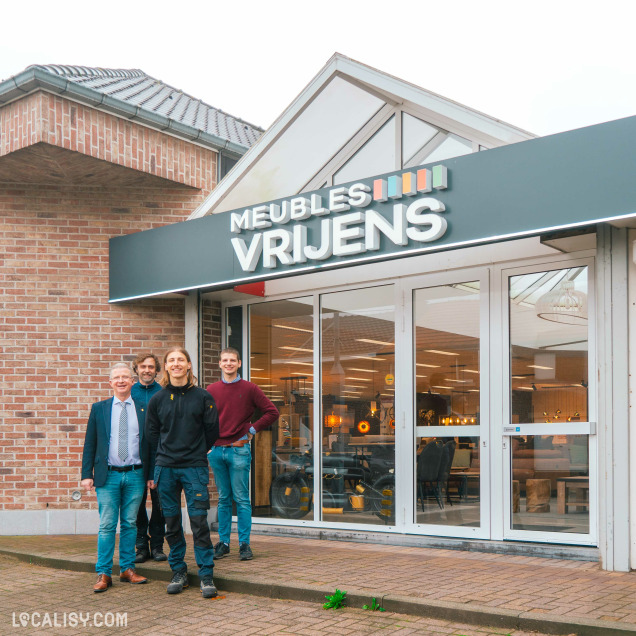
[1,92,217,189]
[0,89,224,515]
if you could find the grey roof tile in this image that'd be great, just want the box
[27,64,263,149]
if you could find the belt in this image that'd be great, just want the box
[219,440,250,448]
[108,464,143,472]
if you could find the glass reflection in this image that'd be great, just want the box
[248,298,314,520]
[415,437,480,527]
[413,282,481,527]
[511,435,589,533]
[509,267,588,424]
[321,286,396,525]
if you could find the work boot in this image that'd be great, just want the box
[167,569,189,594]
[135,549,150,564]
[200,576,218,598]
[151,547,167,561]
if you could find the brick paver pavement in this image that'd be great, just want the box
[0,534,632,634]
[0,555,552,635]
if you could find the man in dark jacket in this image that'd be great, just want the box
[146,347,219,598]
[131,352,166,564]
[81,363,149,592]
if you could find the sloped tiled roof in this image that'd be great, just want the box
[28,65,263,150]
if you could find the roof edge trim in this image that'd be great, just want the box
[0,68,248,155]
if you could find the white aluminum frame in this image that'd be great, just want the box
[497,255,597,547]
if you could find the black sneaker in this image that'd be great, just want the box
[167,569,189,594]
[151,547,168,562]
[200,576,218,598]
[239,543,253,561]
[214,542,230,559]
[135,550,150,564]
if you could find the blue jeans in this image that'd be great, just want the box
[154,466,214,579]
[208,445,252,545]
[95,468,145,575]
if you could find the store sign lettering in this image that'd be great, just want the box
[230,167,449,272]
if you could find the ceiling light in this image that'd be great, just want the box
[416,363,440,368]
[350,355,386,361]
[464,369,479,374]
[536,280,587,325]
[355,338,394,346]
[287,361,313,366]
[416,375,427,378]
[280,346,313,352]
[432,385,453,389]
[447,379,468,383]
[528,364,553,370]
[273,324,313,333]
[424,349,459,356]
[250,376,270,379]
[345,377,372,382]
[291,372,313,376]
[346,368,378,373]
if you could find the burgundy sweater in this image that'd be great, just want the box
[206,379,279,446]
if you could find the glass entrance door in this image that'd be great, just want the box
[406,269,489,538]
[503,262,596,544]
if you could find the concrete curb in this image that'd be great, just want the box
[1,548,632,636]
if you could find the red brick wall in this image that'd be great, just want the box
[0,183,218,511]
[201,299,223,388]
[0,91,217,189]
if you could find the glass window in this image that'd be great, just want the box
[249,299,314,520]
[509,267,588,424]
[420,133,473,164]
[510,435,589,533]
[333,117,396,185]
[414,282,481,527]
[320,286,396,524]
[402,113,438,166]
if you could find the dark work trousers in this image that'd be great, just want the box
[154,466,214,579]
[135,485,165,553]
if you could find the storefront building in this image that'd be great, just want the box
[110,55,636,571]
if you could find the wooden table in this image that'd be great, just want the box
[449,470,480,501]
[557,476,589,514]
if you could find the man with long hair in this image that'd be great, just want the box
[146,347,219,598]
[131,352,166,564]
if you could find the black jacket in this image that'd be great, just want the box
[146,383,219,472]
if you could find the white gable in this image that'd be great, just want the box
[190,53,535,219]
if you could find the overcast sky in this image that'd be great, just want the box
[2,0,635,137]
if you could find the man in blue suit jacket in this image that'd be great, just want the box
[81,363,150,593]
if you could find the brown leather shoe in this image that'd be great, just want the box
[119,568,148,584]
[94,573,112,593]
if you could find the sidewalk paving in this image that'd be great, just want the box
[0,534,635,635]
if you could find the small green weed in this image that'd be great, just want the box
[363,597,386,612]
[323,588,347,609]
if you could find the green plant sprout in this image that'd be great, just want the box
[323,588,347,609]
[363,597,386,612]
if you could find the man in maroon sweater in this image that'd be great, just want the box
[206,347,279,561]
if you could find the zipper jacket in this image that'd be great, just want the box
[146,383,219,472]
